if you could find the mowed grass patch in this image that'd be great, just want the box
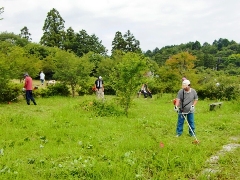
[0,94,239,179]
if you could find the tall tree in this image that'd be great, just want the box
[74,30,107,57]
[40,8,65,49]
[111,31,125,53]
[192,41,201,50]
[89,34,107,55]
[75,30,91,57]
[213,38,230,51]
[19,26,32,41]
[111,30,141,53]
[64,27,76,51]
[123,30,141,53]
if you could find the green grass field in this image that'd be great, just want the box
[0,94,239,179]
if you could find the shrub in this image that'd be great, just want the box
[47,83,71,96]
[77,78,98,96]
[77,84,91,96]
[0,82,22,103]
[37,83,71,97]
[197,77,240,100]
[33,88,49,98]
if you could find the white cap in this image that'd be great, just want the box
[182,80,190,88]
[99,76,102,79]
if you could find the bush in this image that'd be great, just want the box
[77,85,91,96]
[197,77,240,100]
[33,88,48,98]
[0,82,22,103]
[37,83,71,97]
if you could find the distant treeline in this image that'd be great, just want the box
[144,38,240,74]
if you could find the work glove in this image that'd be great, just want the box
[22,88,26,92]
[174,106,179,113]
[190,105,195,112]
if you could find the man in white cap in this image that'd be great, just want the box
[174,79,198,137]
[94,76,104,99]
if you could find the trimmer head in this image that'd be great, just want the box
[192,140,200,144]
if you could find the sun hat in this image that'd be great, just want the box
[182,79,190,88]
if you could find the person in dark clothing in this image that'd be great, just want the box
[94,76,104,99]
[138,83,152,98]
[23,73,37,105]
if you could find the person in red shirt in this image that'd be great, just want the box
[23,73,37,105]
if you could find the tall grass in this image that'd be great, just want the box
[0,94,239,179]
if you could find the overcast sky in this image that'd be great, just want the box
[1,0,240,54]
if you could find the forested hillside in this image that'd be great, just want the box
[144,38,240,75]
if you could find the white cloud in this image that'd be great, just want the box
[1,0,240,54]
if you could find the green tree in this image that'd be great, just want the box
[0,41,18,86]
[213,38,230,50]
[227,54,240,67]
[97,57,115,78]
[40,54,56,80]
[111,31,125,53]
[203,53,215,69]
[0,32,29,47]
[19,26,32,41]
[95,57,116,94]
[110,52,148,116]
[165,52,196,76]
[123,30,141,53]
[64,27,77,51]
[0,41,39,83]
[53,49,94,97]
[74,30,107,57]
[155,66,180,94]
[147,46,179,66]
[202,43,218,54]
[74,29,89,57]
[192,41,201,50]
[90,34,107,55]
[40,8,65,48]
[23,43,55,79]
[24,43,50,60]
[111,30,141,53]
[86,52,104,76]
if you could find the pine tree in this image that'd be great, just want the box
[40,8,65,49]
[111,30,141,53]
[19,26,32,41]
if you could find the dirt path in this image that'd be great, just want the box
[200,136,240,178]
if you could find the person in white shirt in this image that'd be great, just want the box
[40,71,45,85]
